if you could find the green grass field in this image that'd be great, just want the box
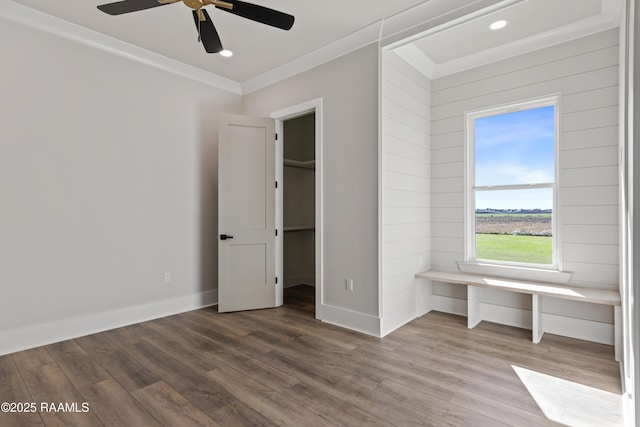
[476,233,552,264]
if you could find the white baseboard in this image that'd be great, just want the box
[320,303,381,337]
[481,303,532,330]
[380,302,418,337]
[0,290,218,356]
[429,295,614,345]
[432,295,467,316]
[542,312,614,345]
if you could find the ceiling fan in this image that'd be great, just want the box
[96,0,295,54]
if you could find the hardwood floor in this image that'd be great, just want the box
[0,285,622,426]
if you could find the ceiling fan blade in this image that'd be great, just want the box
[97,0,169,15]
[214,0,294,30]
[192,9,224,53]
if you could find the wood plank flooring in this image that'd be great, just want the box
[0,285,622,426]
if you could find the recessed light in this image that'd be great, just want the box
[489,20,507,30]
[219,49,233,57]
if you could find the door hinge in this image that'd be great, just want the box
[275,277,278,284]
[275,181,278,188]
[275,229,278,236]
[275,133,278,141]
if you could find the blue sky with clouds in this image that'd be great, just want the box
[474,105,555,210]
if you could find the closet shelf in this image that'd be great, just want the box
[284,226,315,232]
[284,159,315,170]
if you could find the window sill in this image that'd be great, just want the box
[457,262,572,285]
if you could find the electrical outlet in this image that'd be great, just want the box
[346,278,354,292]
[164,272,172,283]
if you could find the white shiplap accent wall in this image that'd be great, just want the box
[429,29,620,335]
[380,51,431,335]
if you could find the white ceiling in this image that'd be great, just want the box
[3,0,425,83]
[394,0,621,79]
[2,0,622,92]
[415,0,603,64]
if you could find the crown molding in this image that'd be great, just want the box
[0,0,242,95]
[380,0,513,49]
[388,0,622,80]
[430,13,620,79]
[240,0,503,94]
[240,20,382,94]
[3,0,619,96]
[393,43,436,77]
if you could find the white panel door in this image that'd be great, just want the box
[218,114,277,312]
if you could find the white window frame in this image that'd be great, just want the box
[464,95,562,273]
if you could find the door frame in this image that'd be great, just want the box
[271,98,323,320]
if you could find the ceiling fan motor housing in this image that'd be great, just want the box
[182,0,203,10]
[97,0,294,54]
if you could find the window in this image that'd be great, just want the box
[465,96,559,269]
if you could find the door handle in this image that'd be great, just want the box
[220,234,234,240]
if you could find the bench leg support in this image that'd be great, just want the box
[467,286,482,328]
[532,294,544,344]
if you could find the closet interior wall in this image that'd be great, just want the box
[283,113,316,288]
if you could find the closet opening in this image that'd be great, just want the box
[281,112,316,316]
[273,98,323,320]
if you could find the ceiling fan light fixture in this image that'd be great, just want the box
[219,49,233,57]
[97,0,295,53]
[489,19,507,30]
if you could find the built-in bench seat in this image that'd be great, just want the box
[415,269,621,360]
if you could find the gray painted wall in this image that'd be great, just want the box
[1,8,626,353]
[0,17,241,347]
[243,44,380,317]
